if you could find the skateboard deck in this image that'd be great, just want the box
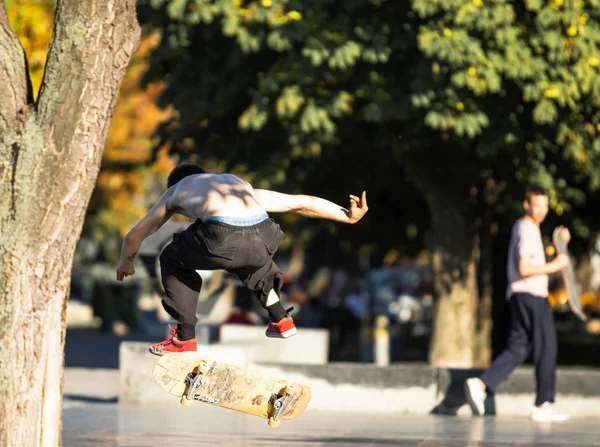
[553,227,587,321]
[153,352,312,428]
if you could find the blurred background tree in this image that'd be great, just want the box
[84,31,175,265]
[137,0,600,366]
[5,0,55,98]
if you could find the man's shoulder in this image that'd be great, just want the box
[510,217,524,233]
[175,173,220,190]
[208,172,252,186]
[176,172,254,194]
[512,217,540,238]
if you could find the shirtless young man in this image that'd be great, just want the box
[116,164,368,355]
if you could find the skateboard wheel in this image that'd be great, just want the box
[267,417,281,428]
[193,363,210,376]
[180,395,193,407]
[283,384,296,395]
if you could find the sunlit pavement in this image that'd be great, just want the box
[63,400,600,447]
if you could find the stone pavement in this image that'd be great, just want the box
[62,330,600,446]
[63,401,600,447]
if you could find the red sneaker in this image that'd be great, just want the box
[149,325,197,356]
[265,317,297,339]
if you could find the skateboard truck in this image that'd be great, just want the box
[181,362,211,407]
[270,393,292,420]
[267,384,297,428]
[185,372,204,401]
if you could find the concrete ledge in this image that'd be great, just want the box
[118,342,436,412]
[434,367,600,417]
[437,367,600,398]
[118,342,600,417]
[119,342,248,405]
[218,324,329,365]
[263,362,436,389]
[246,363,437,414]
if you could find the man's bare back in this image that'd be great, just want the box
[168,173,265,221]
[116,165,368,282]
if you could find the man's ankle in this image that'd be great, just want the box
[177,323,196,341]
[266,302,287,322]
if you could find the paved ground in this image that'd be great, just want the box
[62,399,600,447]
[63,327,600,446]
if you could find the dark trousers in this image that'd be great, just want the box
[159,218,286,326]
[480,292,557,406]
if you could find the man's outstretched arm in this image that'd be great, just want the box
[254,189,368,224]
[116,190,176,280]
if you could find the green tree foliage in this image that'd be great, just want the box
[413,0,600,231]
[139,0,600,247]
[138,0,600,364]
[139,0,429,259]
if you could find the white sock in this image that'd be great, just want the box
[265,289,280,307]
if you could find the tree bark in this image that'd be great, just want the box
[0,1,139,446]
[394,142,493,368]
[472,209,495,368]
[423,189,479,367]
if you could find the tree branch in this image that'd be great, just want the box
[0,2,33,135]
[36,0,141,161]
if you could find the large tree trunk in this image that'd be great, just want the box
[425,193,479,367]
[472,209,495,368]
[0,2,139,446]
[396,143,492,368]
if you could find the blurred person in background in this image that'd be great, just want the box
[465,186,570,422]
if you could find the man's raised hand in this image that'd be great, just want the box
[348,191,368,224]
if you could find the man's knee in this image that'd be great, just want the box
[507,342,530,360]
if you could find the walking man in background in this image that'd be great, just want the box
[465,186,570,422]
[115,163,368,355]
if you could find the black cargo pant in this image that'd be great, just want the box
[159,218,286,326]
[479,292,557,406]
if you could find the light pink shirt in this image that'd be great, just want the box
[506,217,548,298]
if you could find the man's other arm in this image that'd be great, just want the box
[116,189,177,280]
[253,189,368,224]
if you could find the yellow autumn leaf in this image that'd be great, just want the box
[556,204,564,215]
[544,86,559,98]
[287,10,302,20]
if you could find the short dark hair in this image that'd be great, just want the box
[525,185,548,201]
[167,163,206,188]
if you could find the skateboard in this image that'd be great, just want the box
[552,227,587,321]
[152,352,312,428]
